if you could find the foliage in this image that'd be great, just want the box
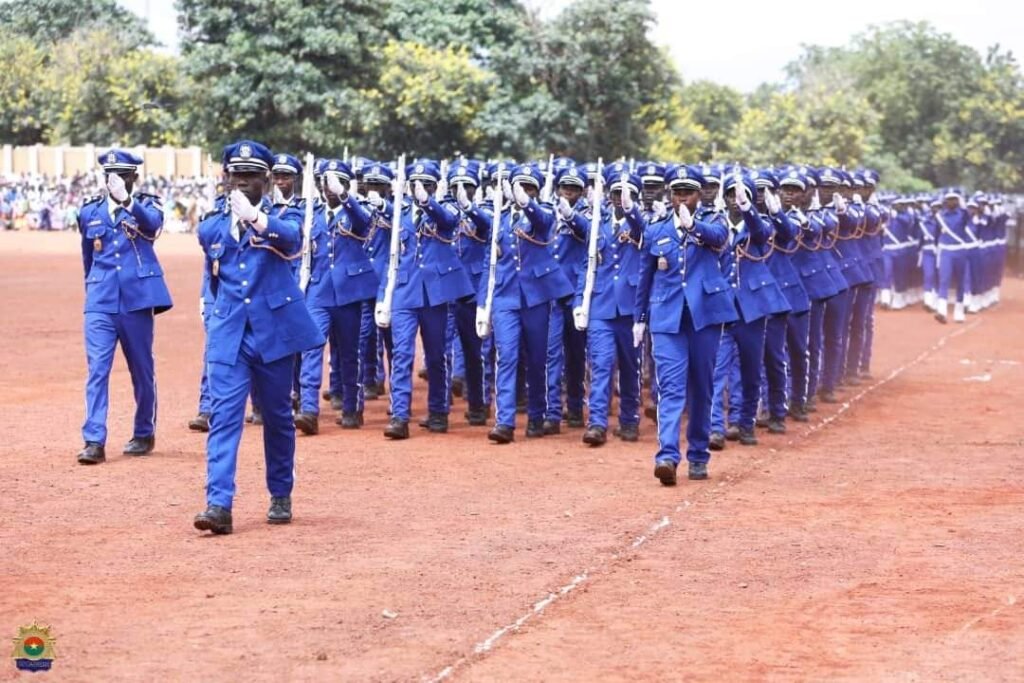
[0,0,154,48]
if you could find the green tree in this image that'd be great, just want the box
[0,30,49,144]
[679,80,745,159]
[176,0,388,155]
[0,0,154,48]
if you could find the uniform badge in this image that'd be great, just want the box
[239,144,252,159]
[657,256,668,271]
[93,236,102,252]
[212,259,220,277]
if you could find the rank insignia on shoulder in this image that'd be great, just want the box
[657,256,669,271]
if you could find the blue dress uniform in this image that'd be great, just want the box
[843,172,882,382]
[189,193,227,433]
[545,166,590,431]
[710,172,790,444]
[934,191,973,322]
[194,140,324,534]
[446,161,490,425]
[758,170,810,430]
[359,162,396,396]
[480,164,574,441]
[635,165,736,483]
[919,199,942,310]
[296,160,379,432]
[77,149,173,464]
[576,172,646,444]
[382,161,474,437]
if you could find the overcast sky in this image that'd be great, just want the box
[120,0,1021,92]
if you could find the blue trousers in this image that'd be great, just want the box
[921,250,937,295]
[83,309,156,444]
[326,326,341,396]
[451,298,485,410]
[494,302,551,428]
[546,297,587,422]
[845,284,874,379]
[645,331,658,407]
[938,249,968,303]
[712,317,767,431]
[763,313,790,419]
[806,298,827,399]
[587,316,640,429]
[652,309,722,466]
[390,304,449,422]
[786,310,811,407]
[300,302,363,415]
[198,310,212,414]
[710,331,741,433]
[206,328,295,509]
[821,288,851,393]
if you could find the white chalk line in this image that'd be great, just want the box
[957,595,1018,635]
[425,318,982,683]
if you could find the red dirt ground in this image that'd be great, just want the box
[2,230,1022,682]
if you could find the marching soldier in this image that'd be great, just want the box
[77,149,173,465]
[194,140,324,534]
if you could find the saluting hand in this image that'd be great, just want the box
[833,192,847,214]
[557,196,574,221]
[456,183,472,212]
[366,190,384,209]
[619,173,634,212]
[512,182,530,209]
[229,189,260,225]
[413,180,429,205]
[107,173,129,203]
[652,200,667,220]
[326,172,347,200]
[733,170,751,212]
[676,202,694,230]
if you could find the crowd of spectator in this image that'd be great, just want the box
[0,172,220,233]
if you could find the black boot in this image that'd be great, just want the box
[194,505,233,535]
[123,435,155,456]
[188,413,211,432]
[267,496,292,524]
[582,425,607,446]
[384,418,409,440]
[293,412,319,436]
[487,424,514,444]
[77,442,106,465]
[525,419,545,438]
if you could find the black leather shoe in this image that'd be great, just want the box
[77,442,106,465]
[364,383,380,401]
[688,462,709,480]
[267,496,292,524]
[805,398,818,413]
[542,419,561,435]
[194,505,232,534]
[337,411,363,429]
[819,390,839,404]
[738,427,758,446]
[654,459,677,486]
[618,424,639,442]
[708,432,725,451]
[488,424,514,444]
[384,418,409,440]
[525,419,545,438]
[294,412,319,436]
[188,413,211,432]
[426,413,449,433]
[565,411,585,429]
[451,376,465,398]
[725,425,740,441]
[123,435,155,456]
[582,425,607,446]
[330,396,344,411]
[465,407,488,426]
[755,413,770,428]
[767,418,786,434]
[644,405,658,422]
[788,403,810,422]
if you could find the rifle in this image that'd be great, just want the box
[540,153,554,203]
[375,154,406,328]
[575,159,603,331]
[476,167,504,338]
[298,152,316,292]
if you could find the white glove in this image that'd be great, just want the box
[484,186,495,203]
[713,193,726,213]
[366,190,384,209]
[502,179,513,203]
[107,173,129,203]
[652,200,667,220]
[557,196,574,221]
[349,176,359,197]
[271,184,285,205]
[475,306,491,338]
[326,172,347,199]
[413,180,429,205]
[512,182,530,209]
[391,179,403,198]
[456,183,472,211]
[229,189,259,223]
[632,322,646,348]
[764,189,782,215]
[733,171,751,211]
[972,215,982,225]
[435,178,448,201]
[572,306,588,331]
[809,190,821,211]
[791,207,807,225]
[852,193,864,205]
[833,193,847,214]
[374,301,391,328]
[676,202,694,230]
[540,184,553,204]
[868,194,880,207]
[619,175,634,212]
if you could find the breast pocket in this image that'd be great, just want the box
[137,263,164,279]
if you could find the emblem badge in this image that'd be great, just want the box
[11,623,57,672]
[657,256,668,271]
[105,152,117,165]
[239,144,252,159]
[93,237,102,252]
[211,259,220,277]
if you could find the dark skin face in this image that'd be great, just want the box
[452,182,477,202]
[272,172,297,200]
[780,184,805,210]
[670,187,700,214]
[944,197,959,211]
[324,177,350,209]
[641,182,662,209]
[701,182,720,206]
[521,184,539,200]
[755,186,768,212]
[107,171,138,199]
[229,170,268,205]
[558,185,583,206]
[725,187,748,222]
[363,179,392,200]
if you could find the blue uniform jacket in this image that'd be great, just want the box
[635,215,737,333]
[380,197,474,310]
[573,204,645,319]
[79,193,173,315]
[764,210,811,314]
[936,207,972,247]
[476,198,574,311]
[454,199,492,293]
[717,207,791,323]
[305,197,379,308]
[787,207,839,301]
[550,199,590,297]
[832,204,873,286]
[197,199,324,365]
